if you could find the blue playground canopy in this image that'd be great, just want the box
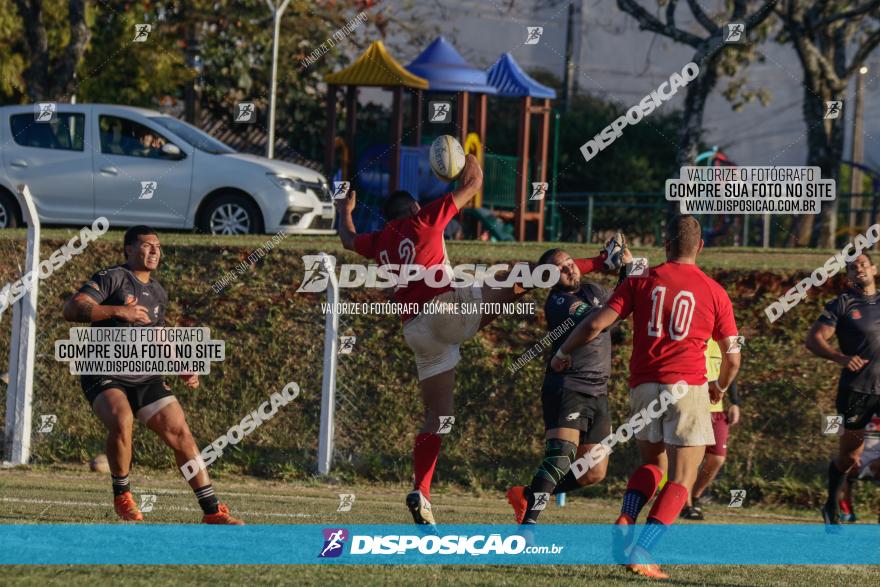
[486,53,557,98]
[406,37,497,94]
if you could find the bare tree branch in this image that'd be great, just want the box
[814,0,880,27]
[843,27,880,79]
[744,0,778,28]
[666,0,679,30]
[617,0,703,46]
[686,0,719,33]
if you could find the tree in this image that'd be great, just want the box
[616,0,777,216]
[78,3,187,107]
[149,0,387,162]
[775,1,880,247]
[0,0,27,101]
[11,0,90,101]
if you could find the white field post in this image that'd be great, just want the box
[3,185,40,464]
[317,252,339,475]
[265,0,291,159]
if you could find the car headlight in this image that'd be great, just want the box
[267,173,308,192]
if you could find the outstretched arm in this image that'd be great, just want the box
[335,189,358,251]
[575,234,632,276]
[451,154,484,210]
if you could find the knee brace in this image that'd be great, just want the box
[535,438,577,485]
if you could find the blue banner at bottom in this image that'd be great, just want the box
[0,524,877,565]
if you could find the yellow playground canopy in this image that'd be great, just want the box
[324,40,428,89]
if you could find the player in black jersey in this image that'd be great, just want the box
[506,239,631,524]
[806,252,880,525]
[62,226,243,525]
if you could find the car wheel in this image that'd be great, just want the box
[199,194,263,235]
[0,192,21,229]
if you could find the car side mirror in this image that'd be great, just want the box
[161,143,184,159]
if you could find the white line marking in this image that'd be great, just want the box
[0,497,314,518]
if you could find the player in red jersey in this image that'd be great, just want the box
[335,155,542,526]
[552,215,740,579]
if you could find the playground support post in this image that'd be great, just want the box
[549,110,560,241]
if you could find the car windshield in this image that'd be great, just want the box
[149,116,235,154]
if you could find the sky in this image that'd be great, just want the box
[370,0,880,173]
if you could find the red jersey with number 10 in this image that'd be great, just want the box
[353,193,459,320]
[606,261,738,387]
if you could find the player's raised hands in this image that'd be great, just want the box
[602,233,627,270]
[334,189,357,216]
[620,234,633,265]
[458,154,483,194]
[333,190,357,216]
[115,297,151,325]
[840,355,869,372]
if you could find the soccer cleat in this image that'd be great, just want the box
[612,513,635,564]
[821,502,843,534]
[627,545,670,580]
[680,505,704,520]
[202,503,244,525]
[406,490,436,526]
[113,492,144,522]
[821,502,840,525]
[838,499,857,523]
[516,524,537,547]
[506,486,530,525]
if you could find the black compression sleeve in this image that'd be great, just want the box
[727,381,740,405]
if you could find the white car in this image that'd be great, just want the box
[0,104,335,234]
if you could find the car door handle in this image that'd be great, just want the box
[9,159,27,168]
[99,166,119,176]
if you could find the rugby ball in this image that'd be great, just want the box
[430,135,466,182]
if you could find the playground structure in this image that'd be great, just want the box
[485,52,556,241]
[322,38,556,241]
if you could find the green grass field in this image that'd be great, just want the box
[1,465,877,585]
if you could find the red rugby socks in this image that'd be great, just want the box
[646,481,689,525]
[635,482,689,551]
[620,464,664,522]
[412,433,442,501]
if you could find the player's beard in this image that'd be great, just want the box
[849,273,873,292]
[555,278,580,293]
